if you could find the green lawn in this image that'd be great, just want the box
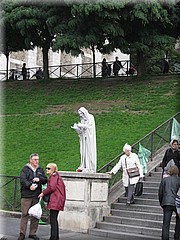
[1,75,179,176]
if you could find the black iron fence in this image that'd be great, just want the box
[0,175,49,221]
[98,112,180,188]
[0,57,179,81]
[0,175,21,211]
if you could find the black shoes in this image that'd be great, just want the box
[29,235,40,240]
[126,201,135,205]
[18,233,39,240]
[18,233,25,240]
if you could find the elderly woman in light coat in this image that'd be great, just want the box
[107,143,143,205]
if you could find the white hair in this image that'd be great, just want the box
[123,143,132,152]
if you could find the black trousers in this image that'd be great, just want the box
[162,206,180,240]
[49,209,59,240]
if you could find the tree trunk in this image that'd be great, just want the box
[92,45,96,78]
[6,52,9,80]
[136,50,146,77]
[42,45,49,81]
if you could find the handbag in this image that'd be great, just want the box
[43,194,50,203]
[125,158,140,178]
[135,181,143,196]
[28,200,42,219]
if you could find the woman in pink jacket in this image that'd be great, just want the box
[39,163,66,240]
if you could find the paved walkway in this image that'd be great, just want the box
[0,215,118,240]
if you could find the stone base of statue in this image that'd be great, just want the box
[58,171,111,232]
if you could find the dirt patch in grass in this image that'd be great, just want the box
[38,100,126,115]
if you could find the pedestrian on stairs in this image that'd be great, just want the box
[161,139,180,177]
[107,143,143,205]
[158,165,180,240]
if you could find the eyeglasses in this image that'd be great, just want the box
[46,167,51,170]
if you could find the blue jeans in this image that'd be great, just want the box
[162,206,180,240]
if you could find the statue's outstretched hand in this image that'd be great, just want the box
[71,123,78,129]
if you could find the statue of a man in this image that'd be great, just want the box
[71,107,97,173]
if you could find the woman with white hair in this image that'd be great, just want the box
[107,143,143,205]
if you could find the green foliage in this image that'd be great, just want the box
[2,1,180,78]
[2,76,179,176]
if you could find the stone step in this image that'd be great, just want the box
[103,215,175,230]
[155,166,163,172]
[89,228,163,240]
[111,209,163,221]
[138,192,158,199]
[148,171,162,177]
[94,221,174,238]
[143,181,160,188]
[145,176,162,182]
[89,228,162,240]
[112,202,163,214]
[143,186,159,194]
[118,197,160,206]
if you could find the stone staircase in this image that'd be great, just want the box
[89,165,176,240]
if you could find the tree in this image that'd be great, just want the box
[53,2,126,78]
[53,1,179,77]
[2,0,179,79]
[117,1,178,76]
[2,1,71,81]
[0,1,32,79]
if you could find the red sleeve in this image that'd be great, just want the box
[43,174,58,195]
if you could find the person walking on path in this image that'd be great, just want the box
[158,165,180,240]
[18,153,47,240]
[22,63,27,80]
[113,56,123,76]
[102,58,109,77]
[38,163,66,240]
[107,143,143,205]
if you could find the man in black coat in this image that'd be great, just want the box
[113,56,123,76]
[161,139,180,176]
[18,153,47,240]
[158,165,180,240]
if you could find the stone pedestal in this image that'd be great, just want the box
[58,171,111,232]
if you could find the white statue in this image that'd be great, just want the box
[71,107,97,173]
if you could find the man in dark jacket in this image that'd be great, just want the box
[161,139,180,176]
[113,56,123,76]
[158,165,180,240]
[18,153,47,240]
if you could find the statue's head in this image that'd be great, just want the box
[78,107,88,121]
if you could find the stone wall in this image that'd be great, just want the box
[58,171,111,233]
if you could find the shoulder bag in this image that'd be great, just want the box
[125,158,140,178]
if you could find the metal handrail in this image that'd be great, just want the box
[98,112,180,188]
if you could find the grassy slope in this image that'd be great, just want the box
[2,75,179,175]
